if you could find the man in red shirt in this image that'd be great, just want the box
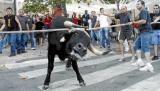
[72,12,78,24]
[44,13,52,29]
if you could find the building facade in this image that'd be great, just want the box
[0,0,14,16]
[0,0,24,16]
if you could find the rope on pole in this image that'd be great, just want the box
[0,22,160,34]
[87,22,160,31]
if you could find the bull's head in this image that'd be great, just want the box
[70,42,87,60]
[61,21,110,60]
[60,31,89,60]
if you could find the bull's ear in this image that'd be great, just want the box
[60,37,66,42]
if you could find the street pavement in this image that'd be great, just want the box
[1,42,160,91]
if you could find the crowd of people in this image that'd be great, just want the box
[0,0,160,72]
[0,8,53,56]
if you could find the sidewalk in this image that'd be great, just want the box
[0,46,48,64]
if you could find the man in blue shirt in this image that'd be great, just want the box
[132,0,154,72]
[150,4,160,60]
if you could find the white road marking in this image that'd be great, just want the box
[5,52,96,69]
[19,54,131,79]
[121,73,160,91]
[38,62,136,91]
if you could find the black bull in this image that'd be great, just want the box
[42,16,108,90]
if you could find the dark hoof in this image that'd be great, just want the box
[79,81,86,87]
[66,67,72,71]
[42,85,49,90]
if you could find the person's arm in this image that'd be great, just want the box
[133,10,147,25]
[154,16,160,22]
[26,23,29,31]
[0,20,5,31]
[102,13,115,17]
[94,16,99,28]
[26,18,29,31]
[133,19,147,24]
[15,16,22,31]
[31,19,35,30]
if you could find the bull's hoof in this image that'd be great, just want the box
[42,85,49,90]
[79,81,86,87]
[66,67,72,71]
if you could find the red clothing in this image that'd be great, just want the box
[52,7,62,17]
[44,16,52,28]
[133,21,139,29]
[72,17,78,24]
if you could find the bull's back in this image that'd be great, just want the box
[48,16,68,45]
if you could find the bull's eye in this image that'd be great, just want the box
[78,44,82,49]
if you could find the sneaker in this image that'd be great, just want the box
[131,59,145,67]
[152,56,159,61]
[9,53,16,57]
[17,49,21,54]
[0,51,2,54]
[31,48,36,50]
[118,57,125,62]
[130,57,136,63]
[139,63,154,72]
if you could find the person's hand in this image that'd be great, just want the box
[19,28,22,31]
[128,22,133,25]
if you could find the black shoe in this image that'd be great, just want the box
[0,52,2,54]
[21,49,27,53]
[17,49,21,54]
[152,56,159,60]
[9,53,16,57]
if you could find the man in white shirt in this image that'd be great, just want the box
[95,8,111,50]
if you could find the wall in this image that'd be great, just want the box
[0,0,14,17]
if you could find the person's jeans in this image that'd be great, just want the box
[90,30,99,42]
[8,33,18,55]
[2,34,9,47]
[0,34,8,52]
[151,30,160,45]
[21,33,27,50]
[16,33,21,50]
[0,39,2,52]
[100,28,110,48]
[29,32,35,48]
[43,25,49,44]
[134,32,151,53]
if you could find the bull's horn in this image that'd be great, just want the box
[64,21,90,38]
[88,44,111,55]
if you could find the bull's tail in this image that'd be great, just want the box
[88,44,110,56]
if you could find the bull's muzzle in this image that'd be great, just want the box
[70,43,87,60]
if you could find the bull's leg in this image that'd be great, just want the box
[66,59,72,71]
[43,45,55,90]
[71,60,86,86]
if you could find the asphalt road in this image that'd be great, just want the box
[1,43,160,91]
